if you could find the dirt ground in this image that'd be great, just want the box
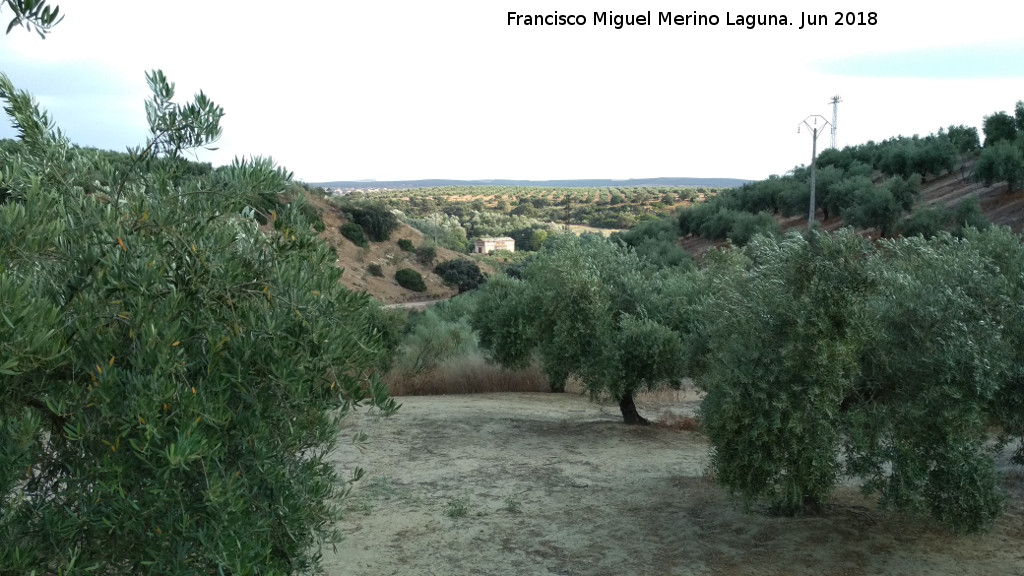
[322,391,1024,576]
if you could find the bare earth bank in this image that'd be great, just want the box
[323,392,1024,576]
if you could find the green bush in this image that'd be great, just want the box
[391,307,478,378]
[726,211,781,245]
[401,215,469,252]
[398,238,415,252]
[434,259,486,293]
[611,217,694,269]
[416,245,437,266]
[344,201,400,241]
[951,197,991,233]
[885,173,922,211]
[974,138,1024,192]
[290,185,325,231]
[897,198,991,239]
[395,268,427,292]
[898,205,950,238]
[841,186,902,236]
[340,221,368,247]
[367,263,384,277]
[0,70,398,575]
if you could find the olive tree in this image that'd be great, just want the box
[695,231,874,514]
[693,229,1020,531]
[982,110,1018,146]
[842,233,1013,532]
[974,138,1024,192]
[471,234,686,424]
[0,72,398,574]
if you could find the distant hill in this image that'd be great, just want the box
[679,160,1024,258]
[313,177,750,189]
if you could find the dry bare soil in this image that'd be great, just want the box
[323,391,1024,576]
[303,192,495,304]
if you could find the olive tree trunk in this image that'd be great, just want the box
[618,391,650,425]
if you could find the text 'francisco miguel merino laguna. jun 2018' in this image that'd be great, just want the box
[507,10,879,30]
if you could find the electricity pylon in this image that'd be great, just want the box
[829,95,842,149]
[798,115,832,228]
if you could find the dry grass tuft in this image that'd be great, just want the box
[384,355,549,396]
[656,413,702,432]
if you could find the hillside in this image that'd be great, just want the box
[302,191,489,304]
[681,163,1024,258]
[303,161,1024,302]
[315,176,750,190]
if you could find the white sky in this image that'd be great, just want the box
[1,1,1022,183]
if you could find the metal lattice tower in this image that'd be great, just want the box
[829,95,842,149]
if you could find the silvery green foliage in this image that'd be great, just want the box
[2,0,61,37]
[143,70,224,161]
[471,234,688,422]
[695,229,1021,532]
[1,73,396,574]
[697,231,871,516]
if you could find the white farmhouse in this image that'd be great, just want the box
[473,236,515,254]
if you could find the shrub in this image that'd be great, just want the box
[696,208,737,240]
[345,201,400,241]
[395,268,427,292]
[530,229,549,251]
[390,307,478,379]
[896,198,989,239]
[291,186,325,231]
[490,249,515,259]
[401,215,469,252]
[367,262,384,277]
[416,245,437,266]
[725,211,780,245]
[886,173,922,211]
[974,138,1024,192]
[841,186,902,236]
[951,197,991,233]
[898,205,950,238]
[398,238,415,252]
[340,221,368,247]
[435,259,486,293]
[612,217,694,269]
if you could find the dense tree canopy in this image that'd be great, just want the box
[471,235,688,423]
[691,229,1022,531]
[983,111,1018,147]
[434,259,486,293]
[343,200,401,242]
[611,217,694,269]
[974,138,1024,192]
[0,71,398,574]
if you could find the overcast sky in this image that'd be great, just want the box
[1,1,1022,183]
